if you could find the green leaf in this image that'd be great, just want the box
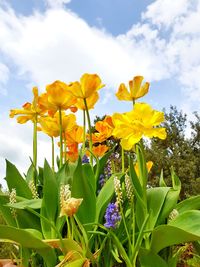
[42,160,58,221]
[139,248,168,267]
[0,194,41,230]
[93,146,114,176]
[6,199,42,210]
[157,185,180,225]
[129,156,143,198]
[5,160,32,199]
[0,194,16,226]
[56,162,77,188]
[0,225,57,267]
[96,175,115,223]
[176,195,200,213]
[151,210,200,253]
[159,169,167,187]
[40,160,58,239]
[25,163,35,184]
[146,187,170,230]
[171,167,181,190]
[82,163,95,192]
[72,157,96,225]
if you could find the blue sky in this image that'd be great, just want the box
[0,0,200,185]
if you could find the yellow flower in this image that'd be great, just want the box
[67,73,104,99]
[134,161,153,177]
[60,197,83,217]
[42,80,77,114]
[39,112,76,138]
[39,116,60,137]
[10,87,45,123]
[60,185,83,217]
[112,103,167,150]
[116,76,149,101]
[75,92,99,110]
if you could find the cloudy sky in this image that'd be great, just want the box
[0,0,200,187]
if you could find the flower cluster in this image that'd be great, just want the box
[104,202,121,229]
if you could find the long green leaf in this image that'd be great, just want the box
[72,157,96,225]
[96,175,115,223]
[41,160,58,238]
[146,187,170,231]
[5,160,32,199]
[139,248,168,267]
[176,195,200,213]
[0,225,57,267]
[6,198,42,210]
[151,210,200,253]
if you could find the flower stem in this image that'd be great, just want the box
[59,108,63,168]
[33,116,37,186]
[83,98,93,164]
[121,146,125,173]
[82,109,86,156]
[51,137,55,172]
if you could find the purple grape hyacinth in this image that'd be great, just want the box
[104,202,121,229]
[82,154,89,163]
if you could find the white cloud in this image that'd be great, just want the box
[0,4,170,93]
[0,63,9,95]
[45,0,71,8]
[0,115,53,188]
[142,0,192,28]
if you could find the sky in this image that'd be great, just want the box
[0,0,200,187]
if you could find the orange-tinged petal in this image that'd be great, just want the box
[116,76,149,102]
[134,161,153,177]
[66,125,84,144]
[60,197,83,217]
[115,83,132,101]
[129,76,149,100]
[91,144,109,157]
[17,115,33,124]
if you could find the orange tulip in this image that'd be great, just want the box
[91,116,114,144]
[65,125,84,144]
[86,144,109,158]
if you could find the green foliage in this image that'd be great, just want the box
[145,106,200,198]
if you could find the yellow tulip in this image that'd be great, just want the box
[45,80,77,113]
[116,76,149,101]
[39,116,60,137]
[60,196,83,217]
[10,87,45,123]
[67,73,104,99]
[75,92,99,110]
[112,103,167,150]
